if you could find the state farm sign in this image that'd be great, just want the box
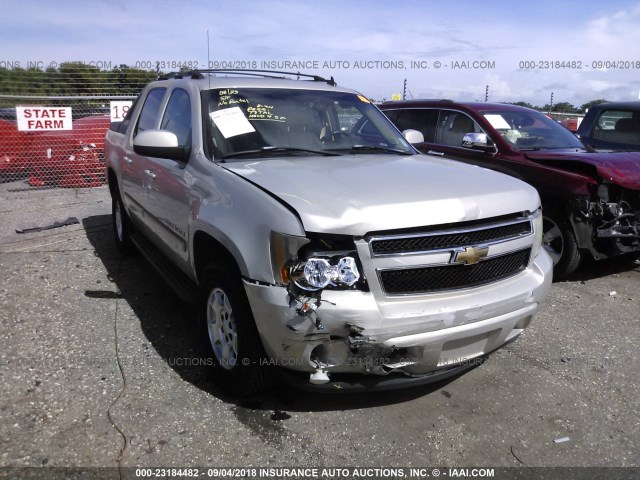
[16,106,73,131]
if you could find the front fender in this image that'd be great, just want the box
[188,157,306,284]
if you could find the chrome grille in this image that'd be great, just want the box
[379,248,531,295]
[370,220,531,256]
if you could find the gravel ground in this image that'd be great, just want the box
[0,181,638,473]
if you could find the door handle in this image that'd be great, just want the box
[144,169,156,179]
[124,156,133,165]
[427,150,445,156]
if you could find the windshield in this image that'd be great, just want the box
[204,88,415,159]
[483,110,584,150]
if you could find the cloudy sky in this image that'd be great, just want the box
[2,0,640,107]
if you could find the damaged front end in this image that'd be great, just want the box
[573,183,640,259]
[264,230,431,385]
[246,221,552,390]
[283,235,397,384]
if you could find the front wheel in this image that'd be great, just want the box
[542,211,582,279]
[200,265,273,395]
[112,193,135,255]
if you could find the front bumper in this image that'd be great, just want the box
[244,249,553,387]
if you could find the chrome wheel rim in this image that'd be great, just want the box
[542,216,563,265]
[206,288,238,370]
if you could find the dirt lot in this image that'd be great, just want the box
[0,182,639,473]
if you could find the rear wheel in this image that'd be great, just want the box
[542,210,582,279]
[200,264,273,395]
[112,192,135,255]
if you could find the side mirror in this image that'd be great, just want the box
[402,129,424,145]
[462,132,493,151]
[133,130,191,162]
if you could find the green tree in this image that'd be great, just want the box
[0,63,158,100]
[511,101,537,110]
[549,102,577,113]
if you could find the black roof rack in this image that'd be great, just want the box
[160,69,336,86]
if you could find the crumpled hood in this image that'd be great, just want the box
[223,155,539,235]
[524,149,640,190]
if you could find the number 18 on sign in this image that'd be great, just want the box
[110,101,133,122]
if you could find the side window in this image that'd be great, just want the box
[593,109,640,143]
[595,110,632,131]
[135,88,166,135]
[161,89,192,146]
[383,110,400,124]
[436,111,481,148]
[388,109,438,142]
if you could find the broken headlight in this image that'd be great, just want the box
[271,231,363,291]
[291,255,360,291]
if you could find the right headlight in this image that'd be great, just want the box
[270,231,362,291]
[292,255,361,291]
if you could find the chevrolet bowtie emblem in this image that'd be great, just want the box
[453,246,489,265]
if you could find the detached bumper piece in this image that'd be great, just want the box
[278,361,479,393]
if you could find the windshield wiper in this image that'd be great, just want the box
[222,146,339,159]
[327,145,413,155]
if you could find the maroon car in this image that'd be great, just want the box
[379,100,640,278]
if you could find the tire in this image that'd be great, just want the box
[199,264,273,395]
[112,191,135,255]
[542,210,582,279]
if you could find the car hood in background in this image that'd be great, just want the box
[223,154,539,235]
[524,149,640,190]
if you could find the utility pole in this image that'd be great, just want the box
[485,85,489,102]
[403,78,407,100]
[549,92,554,114]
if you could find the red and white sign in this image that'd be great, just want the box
[16,106,73,131]
[110,100,133,122]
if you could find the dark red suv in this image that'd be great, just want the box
[379,100,640,278]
